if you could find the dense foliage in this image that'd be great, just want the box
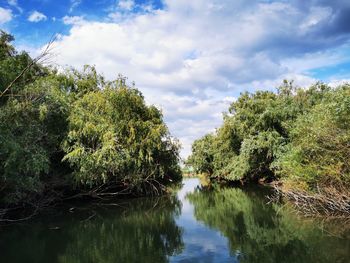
[63,79,181,192]
[187,81,350,195]
[0,31,181,206]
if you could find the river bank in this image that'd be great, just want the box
[1,178,349,263]
[271,183,350,217]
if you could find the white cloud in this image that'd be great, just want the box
[7,0,23,13]
[118,0,135,11]
[62,15,85,25]
[300,6,332,31]
[0,7,12,24]
[69,0,82,13]
[328,79,350,88]
[28,11,47,22]
[46,0,350,158]
[109,0,137,20]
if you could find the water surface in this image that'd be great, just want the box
[1,178,349,262]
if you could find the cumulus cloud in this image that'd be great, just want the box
[0,7,12,24]
[28,11,47,22]
[49,0,350,158]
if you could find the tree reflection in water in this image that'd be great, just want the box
[1,180,350,263]
[0,196,184,263]
[187,186,350,263]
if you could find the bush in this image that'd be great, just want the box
[0,31,181,206]
[276,86,350,192]
[188,81,349,194]
[62,81,182,192]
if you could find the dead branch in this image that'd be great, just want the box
[0,206,39,223]
[0,34,57,98]
[271,185,350,218]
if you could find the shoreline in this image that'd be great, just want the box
[271,184,350,218]
[0,181,180,224]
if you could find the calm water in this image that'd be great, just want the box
[1,178,349,263]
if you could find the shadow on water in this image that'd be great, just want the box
[1,178,349,263]
[0,195,184,263]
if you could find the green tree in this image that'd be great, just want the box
[0,32,182,207]
[63,80,181,193]
[0,74,70,203]
[188,80,347,193]
[0,31,47,105]
[276,86,350,192]
[187,134,215,175]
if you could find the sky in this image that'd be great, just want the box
[1,0,350,159]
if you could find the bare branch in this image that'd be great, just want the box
[0,34,58,98]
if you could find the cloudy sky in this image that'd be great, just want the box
[1,0,350,158]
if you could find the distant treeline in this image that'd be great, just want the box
[0,31,181,214]
[187,79,350,214]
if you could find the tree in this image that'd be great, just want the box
[0,33,182,208]
[276,85,350,192]
[0,31,48,105]
[187,80,348,192]
[187,134,215,175]
[62,78,181,194]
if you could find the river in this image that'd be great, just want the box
[1,178,349,262]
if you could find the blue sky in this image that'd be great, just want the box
[0,0,164,46]
[1,0,350,158]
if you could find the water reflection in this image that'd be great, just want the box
[0,196,183,263]
[1,179,349,263]
[187,184,350,263]
[171,178,238,262]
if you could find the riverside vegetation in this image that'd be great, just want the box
[187,80,350,216]
[1,29,349,222]
[0,31,181,221]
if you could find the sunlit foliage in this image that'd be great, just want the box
[63,79,181,191]
[187,80,350,194]
[0,31,181,205]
